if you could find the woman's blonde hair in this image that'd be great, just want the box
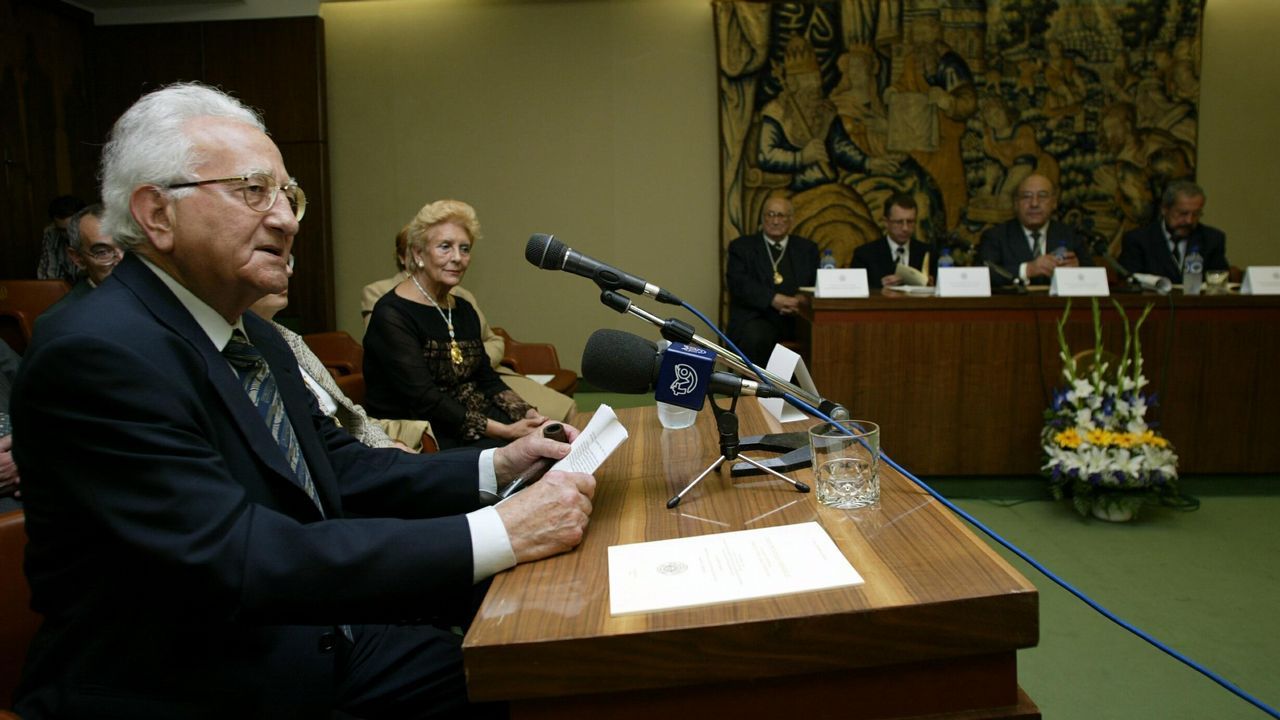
[406,199,482,253]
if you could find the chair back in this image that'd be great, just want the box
[335,373,366,406]
[302,331,364,377]
[0,510,39,710]
[492,327,578,396]
[0,280,72,353]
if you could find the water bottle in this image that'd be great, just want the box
[1053,241,1068,262]
[937,248,954,268]
[1183,245,1203,296]
[820,249,836,269]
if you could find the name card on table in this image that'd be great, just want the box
[1240,266,1280,295]
[1050,267,1110,297]
[935,267,991,297]
[814,268,869,298]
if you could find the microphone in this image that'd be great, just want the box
[983,259,1027,293]
[525,233,683,305]
[581,329,785,409]
[1089,235,1171,294]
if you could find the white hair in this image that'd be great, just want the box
[100,82,265,248]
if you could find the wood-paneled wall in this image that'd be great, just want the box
[1,4,334,333]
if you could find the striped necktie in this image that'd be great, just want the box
[223,330,324,517]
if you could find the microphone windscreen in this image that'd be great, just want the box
[581,329,658,394]
[525,233,567,270]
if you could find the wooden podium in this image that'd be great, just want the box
[463,401,1040,719]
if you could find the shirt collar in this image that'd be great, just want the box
[764,233,788,249]
[1022,221,1050,240]
[137,255,244,351]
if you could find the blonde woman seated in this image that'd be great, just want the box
[249,269,429,452]
[361,225,576,423]
[364,200,546,450]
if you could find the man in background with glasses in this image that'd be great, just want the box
[36,203,123,325]
[977,173,1093,287]
[726,196,820,365]
[13,82,594,719]
[1118,180,1229,284]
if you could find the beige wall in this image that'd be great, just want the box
[323,0,718,372]
[323,0,1277,372]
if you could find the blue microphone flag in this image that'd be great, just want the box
[654,343,717,411]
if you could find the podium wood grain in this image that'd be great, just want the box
[463,402,1039,719]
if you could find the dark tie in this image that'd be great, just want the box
[769,241,783,259]
[223,331,325,517]
[893,247,905,267]
[1173,241,1184,270]
[1030,231,1043,257]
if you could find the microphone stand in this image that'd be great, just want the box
[666,393,810,509]
[597,290,847,420]
[982,260,1029,295]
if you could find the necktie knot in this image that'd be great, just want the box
[223,332,265,373]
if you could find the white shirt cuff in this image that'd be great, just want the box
[1018,261,1030,282]
[467,449,515,583]
[467,505,517,583]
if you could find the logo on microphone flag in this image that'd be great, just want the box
[655,343,716,410]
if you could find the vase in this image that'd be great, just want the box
[1091,499,1140,522]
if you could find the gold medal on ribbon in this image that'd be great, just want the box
[450,340,464,366]
[773,271,784,285]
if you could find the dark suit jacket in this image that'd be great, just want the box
[1118,220,1228,283]
[725,232,819,341]
[850,238,934,289]
[977,219,1093,286]
[13,254,486,719]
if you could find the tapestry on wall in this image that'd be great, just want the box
[714,0,1204,280]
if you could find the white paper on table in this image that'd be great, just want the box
[550,403,628,475]
[607,521,864,616]
[1241,266,1280,295]
[935,267,992,297]
[814,268,870,298]
[760,344,809,423]
[526,374,555,385]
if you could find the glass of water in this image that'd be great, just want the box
[808,420,880,509]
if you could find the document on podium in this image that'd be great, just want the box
[608,522,863,616]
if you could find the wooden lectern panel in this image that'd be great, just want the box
[464,401,1038,718]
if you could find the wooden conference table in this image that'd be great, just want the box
[798,291,1280,476]
[463,402,1040,719]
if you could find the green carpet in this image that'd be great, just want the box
[573,392,1279,718]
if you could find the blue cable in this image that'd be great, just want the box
[678,299,1279,719]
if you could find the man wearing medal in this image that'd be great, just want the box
[725,196,820,365]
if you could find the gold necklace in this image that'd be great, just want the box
[409,274,464,366]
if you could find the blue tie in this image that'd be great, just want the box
[223,331,325,517]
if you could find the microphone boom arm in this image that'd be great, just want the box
[599,290,836,416]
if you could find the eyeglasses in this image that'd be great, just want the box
[886,218,916,226]
[81,244,123,262]
[764,211,793,219]
[167,172,307,221]
[1017,191,1053,203]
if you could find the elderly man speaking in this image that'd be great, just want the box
[13,83,595,719]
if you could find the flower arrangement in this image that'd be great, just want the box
[1041,299,1180,521]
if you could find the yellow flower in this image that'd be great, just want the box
[1113,433,1136,448]
[1054,428,1082,448]
[1139,430,1169,448]
[1085,428,1110,446]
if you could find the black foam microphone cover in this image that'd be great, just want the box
[581,329,659,394]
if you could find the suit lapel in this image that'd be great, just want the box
[113,255,331,518]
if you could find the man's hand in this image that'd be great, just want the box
[492,422,578,485]
[495,471,596,563]
[771,293,803,316]
[882,274,902,287]
[1027,253,1058,278]
[0,435,20,497]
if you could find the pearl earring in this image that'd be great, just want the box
[416,259,425,268]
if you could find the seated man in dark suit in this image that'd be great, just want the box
[977,173,1092,286]
[851,193,932,289]
[726,196,819,365]
[13,82,595,719]
[36,203,124,325]
[1118,180,1228,283]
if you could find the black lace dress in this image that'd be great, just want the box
[363,291,532,449]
